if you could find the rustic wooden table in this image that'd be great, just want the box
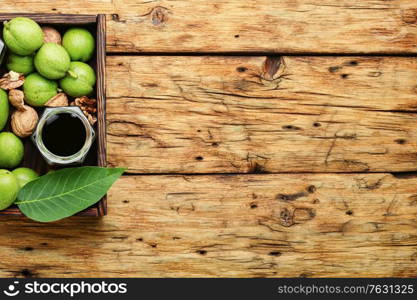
[1,0,417,278]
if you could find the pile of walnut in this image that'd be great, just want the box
[0,71,97,138]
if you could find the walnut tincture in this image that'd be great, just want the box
[41,113,86,156]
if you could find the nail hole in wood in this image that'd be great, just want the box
[328,66,340,73]
[341,74,349,79]
[195,156,204,161]
[197,250,207,255]
[313,122,321,127]
[250,163,265,174]
[346,210,354,216]
[282,125,301,131]
[395,139,406,145]
[269,251,281,256]
[307,185,316,193]
[21,269,33,278]
[236,67,247,72]
[234,34,240,38]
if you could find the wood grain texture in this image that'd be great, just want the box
[106,55,417,173]
[0,174,416,277]
[1,0,417,53]
[1,1,416,279]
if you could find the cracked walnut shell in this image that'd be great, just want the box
[45,93,69,107]
[0,71,24,90]
[70,96,97,125]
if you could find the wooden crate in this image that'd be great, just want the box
[0,14,107,217]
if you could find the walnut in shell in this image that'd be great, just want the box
[8,89,25,110]
[45,93,69,107]
[9,88,39,137]
[0,71,24,90]
[42,26,62,44]
[11,106,39,138]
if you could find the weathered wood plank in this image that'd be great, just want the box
[2,0,417,53]
[0,174,416,277]
[106,55,417,173]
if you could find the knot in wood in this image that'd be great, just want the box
[262,56,285,81]
[151,6,169,26]
[280,208,294,227]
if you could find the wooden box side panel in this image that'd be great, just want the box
[96,14,107,216]
[0,13,97,24]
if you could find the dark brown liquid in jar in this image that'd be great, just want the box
[41,113,87,157]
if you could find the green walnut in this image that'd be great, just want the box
[23,73,58,107]
[34,43,71,79]
[12,167,39,188]
[62,28,95,62]
[0,169,20,210]
[0,132,24,169]
[60,62,96,97]
[6,53,35,75]
[0,89,9,131]
[3,17,44,55]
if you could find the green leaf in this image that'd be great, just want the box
[16,166,125,222]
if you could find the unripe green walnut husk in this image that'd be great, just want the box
[0,89,8,131]
[34,43,70,79]
[3,17,44,55]
[0,132,24,169]
[0,169,20,210]
[23,73,58,107]
[60,62,96,97]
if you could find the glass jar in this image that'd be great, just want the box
[32,106,95,165]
